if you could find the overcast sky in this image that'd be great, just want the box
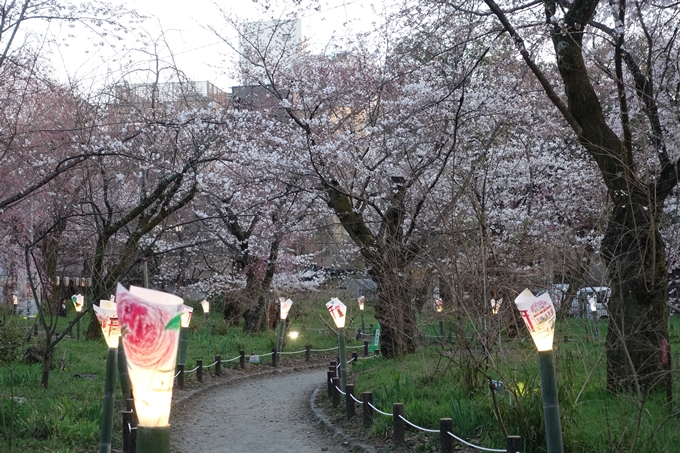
[42,0,379,93]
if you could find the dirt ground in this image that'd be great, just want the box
[169,362,369,453]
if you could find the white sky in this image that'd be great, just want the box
[42,0,380,94]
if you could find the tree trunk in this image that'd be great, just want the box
[40,349,52,388]
[602,203,668,392]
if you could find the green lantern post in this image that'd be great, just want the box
[72,294,84,340]
[93,300,121,453]
[326,298,348,391]
[177,305,193,366]
[276,298,294,363]
[515,289,564,453]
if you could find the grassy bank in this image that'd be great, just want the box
[338,315,680,453]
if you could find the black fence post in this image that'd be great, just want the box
[506,435,523,453]
[440,418,452,453]
[393,403,404,445]
[272,347,278,367]
[122,410,135,453]
[327,370,335,399]
[177,364,185,389]
[330,361,337,376]
[363,341,369,356]
[332,377,341,408]
[239,350,245,369]
[215,355,221,377]
[306,345,311,362]
[362,392,373,428]
[196,359,203,383]
[351,352,358,365]
[346,384,355,418]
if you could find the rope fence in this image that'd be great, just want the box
[325,360,524,453]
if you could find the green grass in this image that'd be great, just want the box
[342,315,680,453]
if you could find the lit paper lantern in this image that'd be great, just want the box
[491,298,502,315]
[116,284,183,427]
[72,294,84,312]
[279,298,293,320]
[326,297,347,328]
[435,298,443,312]
[180,304,193,328]
[588,296,597,313]
[358,296,365,311]
[514,289,556,351]
[289,331,299,339]
[94,302,120,348]
[200,299,210,314]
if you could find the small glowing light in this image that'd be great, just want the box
[72,294,84,312]
[435,298,443,312]
[491,298,502,315]
[358,296,365,311]
[514,289,556,351]
[94,301,120,348]
[280,298,293,320]
[181,304,193,328]
[200,299,210,314]
[289,331,299,340]
[12,294,18,306]
[326,298,347,328]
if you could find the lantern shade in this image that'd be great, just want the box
[12,295,18,306]
[326,298,347,328]
[358,296,365,311]
[514,289,556,351]
[279,298,293,320]
[94,302,120,348]
[491,298,502,315]
[72,294,84,312]
[116,284,183,428]
[200,299,209,314]
[435,298,443,312]
[181,304,193,328]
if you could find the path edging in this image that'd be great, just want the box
[309,385,378,453]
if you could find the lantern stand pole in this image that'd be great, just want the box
[276,319,286,362]
[137,426,170,453]
[177,328,188,366]
[538,350,564,453]
[99,346,118,453]
[360,311,366,336]
[337,326,347,392]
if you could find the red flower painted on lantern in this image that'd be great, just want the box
[117,289,178,370]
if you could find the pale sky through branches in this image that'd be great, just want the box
[43,0,379,93]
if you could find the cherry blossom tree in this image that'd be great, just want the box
[466,0,680,391]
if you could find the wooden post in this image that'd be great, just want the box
[305,345,311,362]
[196,359,203,383]
[506,435,523,453]
[351,352,358,365]
[239,350,245,369]
[393,403,404,445]
[363,341,369,356]
[362,392,373,428]
[177,364,185,389]
[272,347,278,367]
[327,371,335,399]
[440,418,452,453]
[345,384,355,418]
[330,361,337,376]
[332,377,341,408]
[215,355,221,377]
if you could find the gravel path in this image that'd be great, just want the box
[170,368,352,453]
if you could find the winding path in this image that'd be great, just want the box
[170,369,350,453]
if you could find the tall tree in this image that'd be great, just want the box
[475,0,680,391]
